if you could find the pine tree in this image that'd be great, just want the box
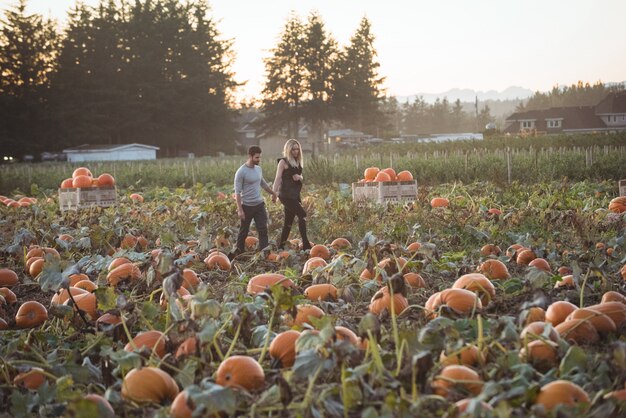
[333,17,385,133]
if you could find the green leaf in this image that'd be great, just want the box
[560,345,587,375]
[95,287,117,312]
[176,359,198,389]
[189,383,237,415]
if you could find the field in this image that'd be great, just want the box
[0,134,625,417]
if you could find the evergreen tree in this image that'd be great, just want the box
[333,17,385,133]
[0,0,59,158]
[260,14,307,138]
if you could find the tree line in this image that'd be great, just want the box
[1,1,622,161]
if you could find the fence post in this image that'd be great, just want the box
[506,147,512,184]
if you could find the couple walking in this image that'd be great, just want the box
[231,139,310,258]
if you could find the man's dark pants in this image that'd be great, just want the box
[236,202,268,252]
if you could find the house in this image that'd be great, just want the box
[63,143,160,162]
[504,91,626,134]
[326,129,372,149]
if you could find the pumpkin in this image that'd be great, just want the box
[60,178,74,188]
[97,173,115,186]
[477,259,510,280]
[520,321,560,342]
[505,244,526,259]
[72,175,93,188]
[557,266,573,276]
[290,304,325,327]
[181,269,200,291]
[601,291,626,304]
[129,193,144,202]
[304,284,338,301]
[381,167,396,181]
[15,301,48,328]
[403,272,426,288]
[335,326,360,346]
[74,279,97,292]
[363,167,380,181]
[96,313,121,327]
[452,273,495,306]
[566,308,616,336]
[554,275,575,288]
[302,257,327,275]
[396,170,413,181]
[64,292,97,319]
[28,258,45,278]
[247,273,295,295]
[171,390,194,418]
[621,264,626,281]
[108,257,131,271]
[585,302,626,328]
[13,367,46,390]
[545,301,577,326]
[204,253,231,271]
[432,365,483,397]
[369,287,408,315]
[83,394,115,418]
[175,336,198,359]
[519,340,559,372]
[159,287,190,310]
[425,288,482,318]
[107,263,141,286]
[121,367,179,404]
[480,244,501,257]
[330,237,351,250]
[51,286,88,305]
[0,268,18,286]
[520,307,546,325]
[373,171,391,182]
[608,196,626,213]
[124,330,167,358]
[529,258,551,272]
[309,244,330,260]
[120,234,138,249]
[0,287,17,304]
[406,242,421,253]
[269,330,300,368]
[68,273,89,286]
[216,355,265,392]
[555,319,600,345]
[535,380,589,411]
[439,345,482,367]
[374,257,407,281]
[244,236,258,250]
[430,197,449,208]
[72,167,93,178]
[516,249,536,265]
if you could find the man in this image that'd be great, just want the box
[231,146,277,259]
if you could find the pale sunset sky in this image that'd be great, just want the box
[9,0,626,102]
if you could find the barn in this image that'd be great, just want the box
[63,143,160,162]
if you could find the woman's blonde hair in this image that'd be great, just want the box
[283,138,303,167]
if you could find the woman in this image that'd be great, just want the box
[273,139,311,250]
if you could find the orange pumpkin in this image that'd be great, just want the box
[608,196,626,213]
[439,345,482,367]
[477,259,510,280]
[480,244,501,257]
[124,330,167,358]
[269,330,300,368]
[406,241,421,253]
[302,257,327,275]
[304,284,338,301]
[60,178,74,188]
[51,286,88,305]
[432,365,483,397]
[121,367,179,404]
[290,304,325,327]
[330,238,351,250]
[519,340,559,372]
[244,236,258,251]
[520,307,546,325]
[545,301,578,326]
[374,171,391,182]
[369,287,408,315]
[452,273,495,306]
[72,167,93,178]
[83,394,115,418]
[72,175,93,188]
[425,288,482,318]
[175,337,198,359]
[396,170,413,181]
[107,263,141,286]
[403,272,426,288]
[247,273,295,295]
[0,268,18,286]
[585,302,626,328]
[309,244,331,260]
[565,308,616,336]
[516,249,536,265]
[170,390,194,418]
[430,197,449,208]
[0,287,17,304]
[15,301,48,328]
[381,168,397,181]
[129,193,144,203]
[529,258,551,272]
[215,355,265,392]
[204,253,231,271]
[96,173,115,186]
[520,321,559,343]
[108,257,131,272]
[181,269,200,291]
[555,319,600,345]
[363,167,380,181]
[335,326,360,346]
[13,367,47,390]
[535,380,589,411]
[601,291,626,304]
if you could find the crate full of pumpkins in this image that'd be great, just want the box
[352,167,417,204]
[58,167,117,211]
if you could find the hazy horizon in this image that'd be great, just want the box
[9,0,626,102]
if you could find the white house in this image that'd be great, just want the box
[63,143,160,162]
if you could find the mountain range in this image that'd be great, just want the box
[397,86,534,104]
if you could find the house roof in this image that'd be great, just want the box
[595,91,626,114]
[328,129,370,137]
[505,106,606,130]
[63,143,160,153]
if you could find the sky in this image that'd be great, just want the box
[11,0,626,102]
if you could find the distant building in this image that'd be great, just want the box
[63,143,160,162]
[504,91,626,134]
[327,129,372,149]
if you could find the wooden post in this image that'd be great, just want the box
[506,147,512,184]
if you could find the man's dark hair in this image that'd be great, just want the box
[248,146,262,156]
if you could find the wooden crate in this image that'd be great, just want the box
[620,179,626,197]
[59,186,117,211]
[353,181,417,204]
